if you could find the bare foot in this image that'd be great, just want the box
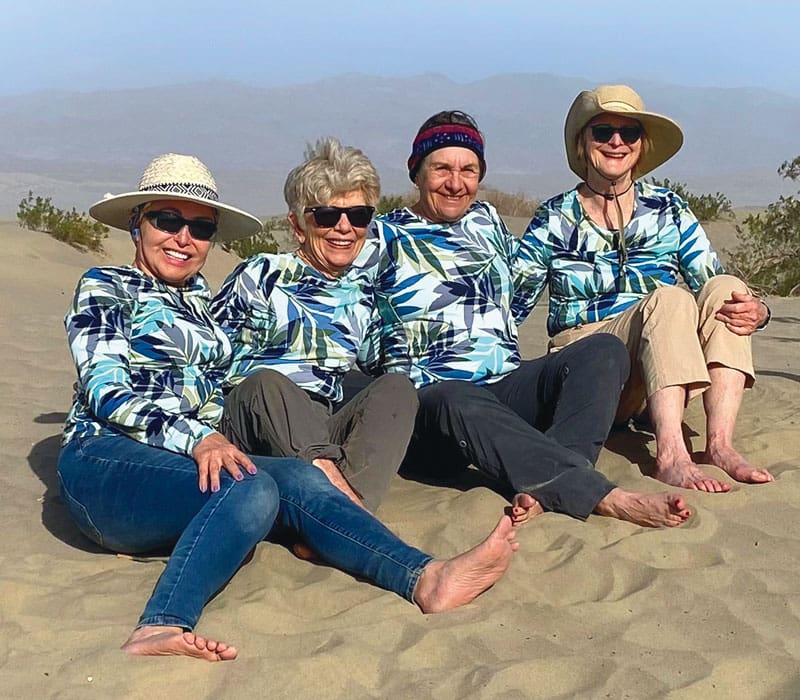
[312,458,365,508]
[509,493,544,526]
[122,625,238,661]
[652,455,731,493]
[703,445,774,484]
[413,515,518,613]
[292,541,318,561]
[595,488,692,528]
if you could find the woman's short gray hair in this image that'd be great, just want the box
[284,138,381,228]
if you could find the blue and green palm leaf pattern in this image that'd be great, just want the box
[514,182,723,336]
[63,266,230,454]
[211,242,380,402]
[360,202,525,388]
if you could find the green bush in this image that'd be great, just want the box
[478,187,539,218]
[17,191,108,252]
[377,193,413,214]
[377,188,539,219]
[726,156,800,296]
[221,215,283,258]
[648,177,733,223]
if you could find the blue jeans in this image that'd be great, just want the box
[58,436,432,630]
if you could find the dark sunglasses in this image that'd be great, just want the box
[304,205,375,228]
[590,124,643,144]
[143,210,218,240]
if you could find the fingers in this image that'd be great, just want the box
[193,432,258,493]
[716,296,762,335]
[197,459,210,493]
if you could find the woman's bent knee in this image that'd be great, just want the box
[227,471,280,540]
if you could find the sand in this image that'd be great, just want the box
[1,221,798,699]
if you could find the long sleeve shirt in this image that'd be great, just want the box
[513,182,724,336]
[360,202,542,389]
[62,266,229,454]
[211,243,380,403]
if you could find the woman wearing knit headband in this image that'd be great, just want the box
[517,85,773,492]
[356,110,692,528]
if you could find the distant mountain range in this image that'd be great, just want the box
[0,73,797,218]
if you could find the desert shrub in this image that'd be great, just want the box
[478,187,539,218]
[221,215,284,258]
[377,193,414,214]
[648,177,732,223]
[17,191,108,252]
[377,188,539,219]
[726,156,800,296]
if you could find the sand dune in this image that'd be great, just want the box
[1,221,798,699]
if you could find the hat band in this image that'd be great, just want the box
[140,182,219,201]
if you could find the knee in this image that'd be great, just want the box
[373,374,418,411]
[228,471,280,540]
[641,286,699,331]
[589,333,630,378]
[698,274,748,306]
[563,333,630,384]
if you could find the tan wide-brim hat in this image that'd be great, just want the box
[564,85,684,180]
[89,153,262,242]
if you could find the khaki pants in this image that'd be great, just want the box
[548,275,755,420]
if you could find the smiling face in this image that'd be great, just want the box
[290,190,369,278]
[583,114,643,186]
[133,199,216,286]
[413,147,480,223]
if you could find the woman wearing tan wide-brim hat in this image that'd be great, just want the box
[517,84,774,493]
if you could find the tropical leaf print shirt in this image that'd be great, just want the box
[361,202,541,388]
[62,266,229,454]
[513,182,724,336]
[211,243,380,403]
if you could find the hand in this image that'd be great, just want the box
[192,432,257,493]
[714,290,768,336]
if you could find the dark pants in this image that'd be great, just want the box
[401,334,630,520]
[221,369,418,512]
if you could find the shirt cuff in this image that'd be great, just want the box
[756,300,771,331]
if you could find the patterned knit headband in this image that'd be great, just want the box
[407,124,486,182]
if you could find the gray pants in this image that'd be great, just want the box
[221,369,418,512]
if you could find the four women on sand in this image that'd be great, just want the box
[57,153,525,662]
[57,83,771,663]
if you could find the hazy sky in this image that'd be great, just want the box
[1,0,799,96]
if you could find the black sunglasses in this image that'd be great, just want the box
[590,124,643,145]
[304,205,375,228]
[143,210,218,241]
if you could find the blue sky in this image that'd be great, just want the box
[1,0,798,96]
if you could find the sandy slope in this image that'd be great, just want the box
[0,222,798,699]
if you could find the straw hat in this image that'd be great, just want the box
[89,153,262,242]
[564,85,684,180]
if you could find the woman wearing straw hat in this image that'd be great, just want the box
[517,85,774,492]
[358,109,691,529]
[57,153,524,662]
